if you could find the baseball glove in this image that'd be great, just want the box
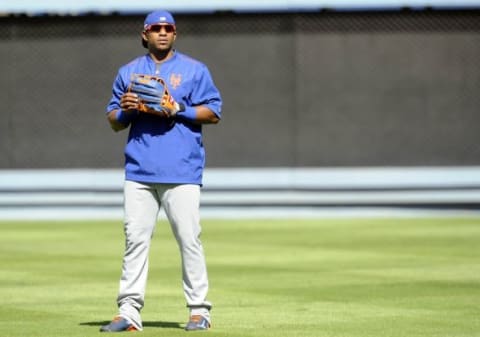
[128,74,180,117]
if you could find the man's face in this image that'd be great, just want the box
[143,24,176,51]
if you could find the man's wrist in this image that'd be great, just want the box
[176,105,197,121]
[116,109,135,125]
[171,102,185,117]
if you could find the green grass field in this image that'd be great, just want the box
[1,217,479,337]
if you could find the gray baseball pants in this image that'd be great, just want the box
[116,180,211,330]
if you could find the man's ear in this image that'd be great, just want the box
[141,31,148,48]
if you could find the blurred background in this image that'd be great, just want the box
[1,1,480,218]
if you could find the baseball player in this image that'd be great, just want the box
[100,10,222,332]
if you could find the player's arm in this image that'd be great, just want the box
[107,109,127,132]
[195,105,220,124]
[176,105,219,125]
[107,93,140,132]
[180,64,222,125]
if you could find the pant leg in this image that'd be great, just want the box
[117,180,160,330]
[161,184,212,317]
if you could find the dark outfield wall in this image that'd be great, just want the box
[1,11,479,168]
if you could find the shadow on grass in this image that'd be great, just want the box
[80,321,183,329]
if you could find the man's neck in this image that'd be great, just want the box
[149,49,174,63]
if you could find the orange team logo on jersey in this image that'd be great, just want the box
[169,73,182,90]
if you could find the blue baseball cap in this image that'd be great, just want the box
[144,10,175,29]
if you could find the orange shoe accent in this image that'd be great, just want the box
[109,316,138,332]
[186,315,211,330]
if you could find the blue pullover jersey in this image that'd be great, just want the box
[106,51,222,185]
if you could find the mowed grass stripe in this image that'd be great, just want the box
[0,218,479,337]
